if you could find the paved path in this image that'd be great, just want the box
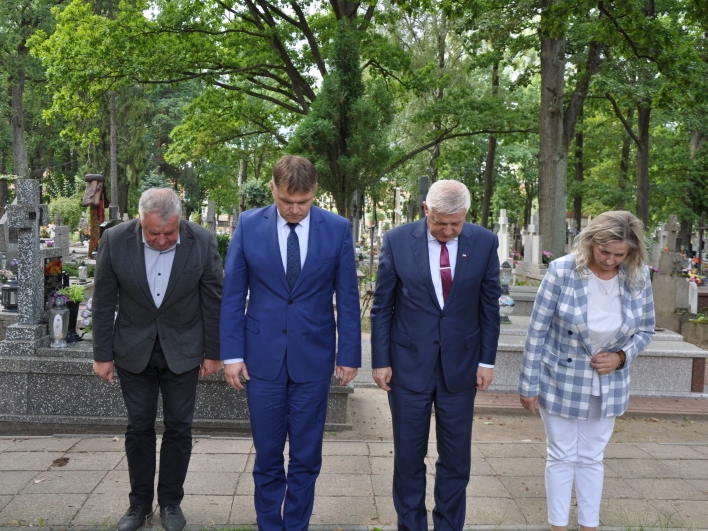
[0,391,707,531]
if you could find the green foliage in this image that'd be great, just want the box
[59,284,87,303]
[62,262,94,278]
[48,196,83,231]
[215,232,230,267]
[139,171,171,193]
[241,179,271,210]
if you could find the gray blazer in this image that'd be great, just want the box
[92,218,222,374]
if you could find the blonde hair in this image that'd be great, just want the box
[573,210,648,289]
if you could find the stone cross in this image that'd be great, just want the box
[6,179,49,324]
[497,209,510,266]
[206,201,216,234]
[666,215,681,252]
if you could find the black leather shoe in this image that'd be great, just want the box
[160,505,186,531]
[117,504,154,531]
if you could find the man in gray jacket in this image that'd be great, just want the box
[92,188,222,531]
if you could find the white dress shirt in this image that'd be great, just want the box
[426,230,493,369]
[224,210,311,365]
[143,234,179,308]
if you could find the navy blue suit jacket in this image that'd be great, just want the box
[370,218,501,393]
[220,204,361,382]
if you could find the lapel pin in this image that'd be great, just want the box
[462,254,467,258]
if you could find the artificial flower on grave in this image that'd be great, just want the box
[0,269,12,284]
[79,297,92,335]
[44,258,62,277]
[541,250,553,265]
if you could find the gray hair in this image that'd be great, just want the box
[138,188,182,222]
[425,180,471,214]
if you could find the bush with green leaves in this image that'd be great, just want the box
[215,232,231,266]
[241,179,272,209]
[48,196,84,231]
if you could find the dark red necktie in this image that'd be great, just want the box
[439,241,452,301]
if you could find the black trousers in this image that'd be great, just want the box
[116,348,200,507]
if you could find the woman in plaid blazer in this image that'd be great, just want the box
[518,211,655,531]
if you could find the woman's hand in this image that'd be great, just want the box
[519,395,539,415]
[590,351,623,375]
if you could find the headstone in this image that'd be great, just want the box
[6,179,49,325]
[54,225,70,259]
[689,281,698,314]
[497,209,511,266]
[512,214,547,282]
[667,215,681,252]
[206,201,216,234]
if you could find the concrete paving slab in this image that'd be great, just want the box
[0,440,16,452]
[476,441,545,458]
[0,496,10,513]
[0,493,87,526]
[310,495,378,526]
[180,494,233,527]
[367,441,394,457]
[369,455,394,475]
[687,478,708,495]
[226,494,256,525]
[661,498,708,529]
[370,473,391,497]
[657,458,708,479]
[69,492,129,527]
[635,441,708,459]
[19,470,106,494]
[90,469,131,495]
[604,442,653,459]
[470,457,496,476]
[485,456,544,477]
[321,454,370,475]
[0,452,64,471]
[465,497,528,526]
[604,456,677,479]
[602,476,641,499]
[3,437,81,452]
[498,475,545,499]
[688,443,708,456]
[466,475,510,498]
[372,495,397,525]
[68,437,125,452]
[316,473,373,497]
[629,477,706,501]
[58,451,124,471]
[191,437,253,454]
[188,452,249,473]
[511,497,550,525]
[600,498,686,529]
[183,471,238,496]
[234,472,254,496]
[0,471,36,495]
[321,440,369,456]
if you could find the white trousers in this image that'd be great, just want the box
[540,396,615,527]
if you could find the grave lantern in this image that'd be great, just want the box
[1,278,18,311]
[48,295,70,348]
[78,261,88,283]
[498,261,514,324]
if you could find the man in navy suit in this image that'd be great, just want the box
[220,155,361,531]
[371,180,501,531]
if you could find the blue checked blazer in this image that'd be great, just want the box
[518,254,655,419]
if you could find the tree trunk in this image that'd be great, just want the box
[617,107,634,210]
[10,68,28,179]
[636,99,651,227]
[481,62,500,229]
[538,25,568,259]
[109,91,119,216]
[572,106,583,234]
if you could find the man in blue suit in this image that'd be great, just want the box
[220,155,361,531]
[371,179,501,531]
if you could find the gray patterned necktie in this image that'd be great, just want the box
[286,222,301,290]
